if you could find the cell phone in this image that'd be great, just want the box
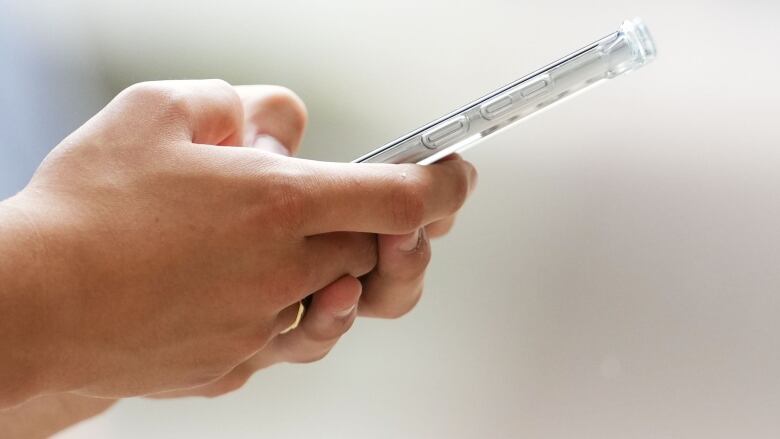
[353,18,656,165]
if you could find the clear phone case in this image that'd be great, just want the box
[354,18,656,164]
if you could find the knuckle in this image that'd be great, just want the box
[355,234,378,276]
[389,298,423,320]
[321,315,357,341]
[301,324,339,345]
[203,78,234,92]
[118,82,177,113]
[270,188,307,234]
[203,371,252,398]
[261,86,309,130]
[161,90,195,122]
[292,347,332,364]
[202,78,243,112]
[337,313,358,334]
[120,81,166,100]
[384,239,431,281]
[415,241,432,271]
[373,284,424,320]
[244,168,309,235]
[427,218,455,238]
[119,79,241,125]
[391,169,428,232]
[268,170,308,218]
[295,313,355,349]
[120,81,190,122]
[448,165,471,215]
[278,181,308,217]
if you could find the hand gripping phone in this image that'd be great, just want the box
[353,18,656,165]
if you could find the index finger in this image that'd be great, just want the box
[295,156,477,235]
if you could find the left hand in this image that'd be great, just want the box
[151,85,475,398]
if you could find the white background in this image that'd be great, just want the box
[2,0,780,437]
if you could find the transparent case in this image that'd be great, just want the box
[354,18,656,164]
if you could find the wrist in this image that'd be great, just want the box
[0,194,73,407]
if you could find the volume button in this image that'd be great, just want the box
[479,94,513,120]
[518,75,551,98]
[421,116,469,149]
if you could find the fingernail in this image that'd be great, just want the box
[253,135,290,156]
[333,304,356,319]
[398,228,422,252]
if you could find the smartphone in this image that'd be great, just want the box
[353,18,656,165]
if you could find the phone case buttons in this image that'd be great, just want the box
[421,115,469,149]
[480,94,514,120]
[518,75,551,98]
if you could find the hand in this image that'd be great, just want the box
[357,152,474,319]
[0,394,116,438]
[0,80,476,406]
[147,86,476,399]
[236,85,474,321]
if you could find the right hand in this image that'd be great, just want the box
[1,80,476,404]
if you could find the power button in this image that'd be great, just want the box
[421,116,469,149]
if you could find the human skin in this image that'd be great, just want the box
[0,80,477,418]
[0,394,116,438]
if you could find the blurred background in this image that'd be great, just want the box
[2,0,780,437]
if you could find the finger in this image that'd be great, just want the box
[425,215,456,238]
[151,275,362,398]
[355,153,469,317]
[425,153,477,239]
[252,134,292,156]
[424,153,471,239]
[261,232,376,312]
[358,229,431,319]
[184,146,475,235]
[234,85,307,155]
[296,232,377,294]
[270,275,361,364]
[114,79,244,146]
[296,156,478,235]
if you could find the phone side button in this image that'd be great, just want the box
[518,75,551,98]
[479,94,514,120]
[421,116,469,149]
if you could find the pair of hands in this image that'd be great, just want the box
[0,80,476,408]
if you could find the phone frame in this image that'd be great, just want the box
[353,18,655,165]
